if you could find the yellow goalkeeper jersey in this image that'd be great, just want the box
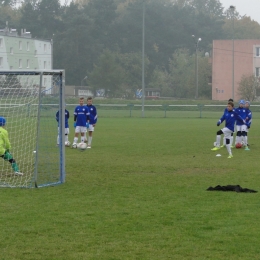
[0,126,11,156]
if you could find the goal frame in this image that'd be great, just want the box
[0,70,66,188]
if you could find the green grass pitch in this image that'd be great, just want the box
[1,115,260,259]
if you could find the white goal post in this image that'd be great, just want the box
[0,70,66,188]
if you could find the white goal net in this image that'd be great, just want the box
[0,71,65,188]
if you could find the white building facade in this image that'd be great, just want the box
[0,26,53,93]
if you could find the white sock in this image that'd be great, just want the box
[222,137,226,146]
[84,132,87,141]
[88,136,92,146]
[73,137,78,144]
[57,135,59,145]
[81,137,85,143]
[65,135,68,142]
[226,144,232,155]
[231,136,234,146]
[216,135,221,146]
[244,136,248,146]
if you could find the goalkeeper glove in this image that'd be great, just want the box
[74,122,76,128]
[86,122,89,128]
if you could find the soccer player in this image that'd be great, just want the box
[234,100,247,145]
[220,98,235,148]
[211,101,245,158]
[56,107,70,146]
[85,97,98,149]
[0,117,23,176]
[72,97,89,147]
[244,101,252,151]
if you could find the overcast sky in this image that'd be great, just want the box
[60,0,260,24]
[220,0,260,24]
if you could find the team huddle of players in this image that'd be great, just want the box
[211,98,252,158]
[56,96,97,149]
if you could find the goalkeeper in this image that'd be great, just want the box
[0,117,23,176]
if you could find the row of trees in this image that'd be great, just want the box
[1,0,260,99]
[238,75,260,102]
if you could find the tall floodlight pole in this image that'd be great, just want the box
[51,35,54,94]
[230,5,235,100]
[81,76,88,86]
[51,34,54,70]
[141,0,145,117]
[192,35,201,99]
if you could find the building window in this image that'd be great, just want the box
[10,47,13,54]
[0,38,3,47]
[256,47,260,57]
[44,61,46,69]
[19,41,22,50]
[256,67,260,77]
[34,50,37,56]
[44,44,47,53]
[27,59,30,68]
[27,42,29,51]
[19,59,22,68]
[0,57,3,67]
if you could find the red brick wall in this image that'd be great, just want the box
[212,40,260,101]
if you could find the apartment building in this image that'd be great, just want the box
[212,39,260,101]
[0,25,53,93]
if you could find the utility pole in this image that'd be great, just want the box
[230,5,235,100]
[141,0,145,117]
[192,35,201,99]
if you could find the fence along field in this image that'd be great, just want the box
[36,103,260,119]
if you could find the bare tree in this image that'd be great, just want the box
[237,74,260,101]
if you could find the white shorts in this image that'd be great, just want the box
[87,124,95,132]
[75,126,86,134]
[236,125,247,132]
[222,127,233,139]
[58,127,69,135]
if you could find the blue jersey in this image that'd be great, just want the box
[74,105,89,126]
[245,108,252,127]
[218,109,244,132]
[235,107,247,126]
[56,109,69,128]
[87,104,97,124]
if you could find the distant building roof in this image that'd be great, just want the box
[0,22,32,38]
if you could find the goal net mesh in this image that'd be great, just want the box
[0,71,65,188]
